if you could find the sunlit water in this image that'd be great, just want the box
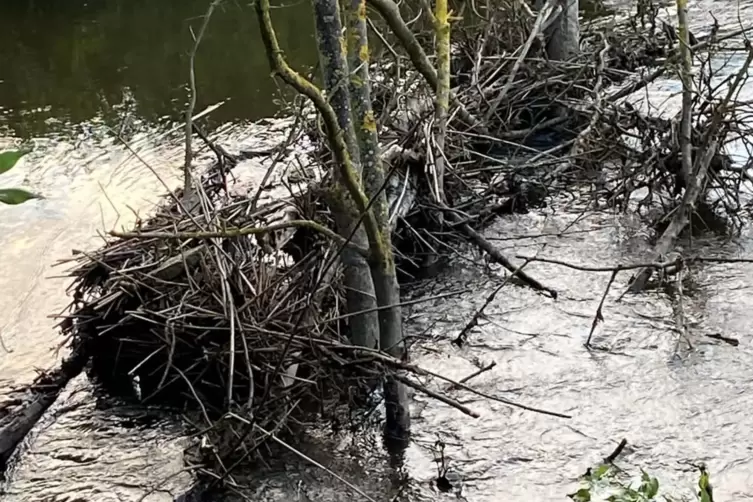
[2,0,753,500]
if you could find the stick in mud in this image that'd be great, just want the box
[604,438,628,464]
[453,259,532,347]
[586,270,618,348]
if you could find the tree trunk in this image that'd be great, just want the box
[0,340,88,470]
[537,0,580,60]
[676,0,693,186]
[433,0,450,203]
[344,0,410,447]
[312,0,380,350]
[256,0,410,449]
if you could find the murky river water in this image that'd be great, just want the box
[2,0,753,500]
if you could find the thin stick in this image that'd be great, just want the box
[446,210,558,298]
[110,219,369,256]
[324,343,570,418]
[585,270,617,348]
[392,357,569,418]
[255,425,378,502]
[516,255,684,272]
[604,438,628,464]
[323,289,470,324]
[453,259,531,346]
[184,0,222,198]
[485,0,557,120]
[394,374,480,417]
[672,266,693,354]
[445,361,497,390]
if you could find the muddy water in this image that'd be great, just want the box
[2,0,753,501]
[2,375,194,501]
[398,209,753,501]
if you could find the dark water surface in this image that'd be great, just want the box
[0,0,316,137]
[2,0,753,501]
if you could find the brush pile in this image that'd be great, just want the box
[368,5,753,280]
[58,2,753,478]
[61,163,402,462]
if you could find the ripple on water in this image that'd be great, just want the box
[192,205,753,502]
[393,208,753,501]
[2,375,193,502]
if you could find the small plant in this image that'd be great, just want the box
[568,462,713,502]
[0,149,42,205]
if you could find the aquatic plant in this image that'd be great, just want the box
[0,149,41,205]
[569,462,714,502]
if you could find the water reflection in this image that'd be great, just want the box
[0,0,316,138]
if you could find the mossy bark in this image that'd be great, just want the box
[433,0,450,202]
[312,0,380,350]
[257,0,409,444]
[344,0,409,443]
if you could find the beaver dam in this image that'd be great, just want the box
[4,1,753,499]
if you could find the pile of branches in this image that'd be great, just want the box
[60,177,405,467]
[56,0,753,486]
[363,3,753,290]
[350,6,676,283]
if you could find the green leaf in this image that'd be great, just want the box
[698,468,712,502]
[568,488,592,501]
[0,188,42,205]
[592,463,612,480]
[647,477,659,498]
[0,150,30,175]
[639,470,660,498]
